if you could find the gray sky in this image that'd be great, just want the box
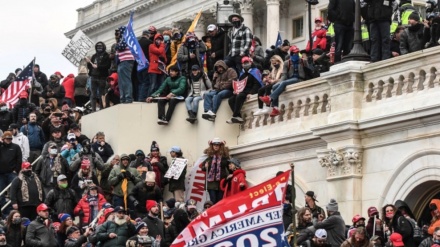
[0,0,93,79]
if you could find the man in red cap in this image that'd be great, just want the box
[54,71,64,79]
[366,206,384,244]
[10,162,44,220]
[11,90,37,128]
[25,203,58,247]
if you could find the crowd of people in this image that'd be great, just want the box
[0,2,439,246]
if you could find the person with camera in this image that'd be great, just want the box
[108,154,141,208]
[43,74,66,107]
[11,91,36,128]
[126,221,161,247]
[69,138,105,175]
[177,32,206,77]
[41,111,68,141]
[45,175,78,222]
[71,159,99,201]
[60,133,82,165]
[64,225,93,247]
[96,206,136,247]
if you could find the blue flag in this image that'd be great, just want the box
[123,12,149,71]
[275,32,282,48]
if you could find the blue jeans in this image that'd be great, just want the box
[0,172,17,217]
[334,23,354,62]
[203,89,233,113]
[148,73,165,97]
[137,69,151,101]
[185,96,203,113]
[369,21,391,62]
[117,60,134,103]
[208,189,223,205]
[270,78,299,107]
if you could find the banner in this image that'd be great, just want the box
[164,158,188,179]
[171,170,291,247]
[123,12,149,71]
[233,78,247,94]
[184,155,209,212]
[62,30,94,67]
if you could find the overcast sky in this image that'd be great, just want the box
[0,0,94,79]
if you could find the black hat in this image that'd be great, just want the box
[66,226,80,236]
[151,141,159,152]
[9,123,19,130]
[70,123,80,130]
[306,191,318,202]
[408,11,420,21]
[191,64,200,71]
[169,65,180,72]
[51,127,62,134]
[228,13,244,23]
[114,206,126,213]
[228,158,241,168]
[281,39,290,47]
[15,68,22,74]
[312,48,324,56]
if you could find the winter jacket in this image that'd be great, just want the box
[151,75,187,97]
[388,210,415,247]
[201,155,229,190]
[341,238,374,247]
[26,218,58,247]
[12,132,29,161]
[64,235,88,247]
[139,36,153,61]
[313,211,346,247]
[96,220,136,247]
[108,165,142,197]
[69,152,105,174]
[280,58,307,81]
[60,144,81,165]
[34,71,49,90]
[0,110,13,132]
[129,182,163,214]
[142,215,165,241]
[187,73,212,98]
[91,141,114,163]
[20,122,45,150]
[400,23,429,55]
[10,171,44,207]
[146,155,168,188]
[306,28,328,52]
[148,34,167,74]
[211,60,237,91]
[428,199,440,235]
[168,158,187,192]
[177,41,207,74]
[0,73,16,90]
[0,142,22,174]
[74,73,88,97]
[62,74,75,101]
[45,187,77,217]
[220,169,247,198]
[237,68,262,95]
[252,44,265,69]
[74,193,106,224]
[70,170,99,201]
[210,29,227,62]
[87,42,111,78]
[34,154,69,187]
[4,223,24,247]
[126,235,160,247]
[365,0,393,22]
[43,82,66,106]
[419,237,434,247]
[328,0,355,26]
[12,102,36,127]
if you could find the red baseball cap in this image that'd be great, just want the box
[390,233,404,247]
[315,17,323,23]
[54,71,64,78]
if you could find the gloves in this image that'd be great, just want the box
[79,210,85,218]
[118,173,126,180]
[133,200,139,208]
[125,170,133,180]
[312,211,319,219]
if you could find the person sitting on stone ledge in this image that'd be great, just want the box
[259,45,306,117]
[146,65,187,125]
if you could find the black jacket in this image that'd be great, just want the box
[25,217,58,247]
[328,0,355,25]
[0,110,13,132]
[4,223,24,247]
[10,171,44,207]
[44,187,77,218]
[64,235,88,247]
[365,0,393,22]
[91,141,114,163]
[87,42,111,78]
[142,215,165,241]
[139,36,153,62]
[0,142,22,174]
[12,101,36,127]
[129,182,163,214]
[210,29,227,62]
[34,71,48,90]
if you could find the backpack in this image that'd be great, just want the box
[407,217,422,238]
[22,123,42,136]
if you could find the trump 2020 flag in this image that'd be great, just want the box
[123,12,149,71]
[275,31,283,47]
[171,170,291,247]
[2,59,34,108]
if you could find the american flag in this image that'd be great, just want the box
[2,59,34,108]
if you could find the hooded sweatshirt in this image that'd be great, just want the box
[429,199,440,235]
[148,34,166,74]
[62,74,75,100]
[212,60,237,91]
[88,41,111,77]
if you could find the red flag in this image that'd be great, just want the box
[2,59,34,108]
[170,170,291,247]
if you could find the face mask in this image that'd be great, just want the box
[70,113,75,118]
[232,21,241,28]
[49,148,58,155]
[19,99,27,105]
[12,218,22,224]
[0,106,7,111]
[155,40,162,46]
[243,64,251,70]
[274,64,280,69]
[22,170,32,176]
[59,183,68,189]
[163,35,170,42]
[386,212,394,219]
[291,54,299,63]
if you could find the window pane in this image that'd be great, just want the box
[292,17,304,39]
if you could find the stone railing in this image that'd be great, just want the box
[240,77,331,131]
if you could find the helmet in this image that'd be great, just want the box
[241,56,253,64]
[81,159,91,169]
[148,26,157,33]
[21,162,31,170]
[36,203,50,212]
[290,45,300,53]
[352,214,366,223]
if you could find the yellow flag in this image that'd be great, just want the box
[166,9,203,70]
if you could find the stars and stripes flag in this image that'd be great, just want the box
[123,11,149,71]
[275,31,283,47]
[2,59,34,108]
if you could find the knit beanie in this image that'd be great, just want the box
[135,221,148,233]
[145,171,156,183]
[146,200,158,212]
[151,141,159,152]
[58,213,71,223]
[408,11,420,21]
[166,198,176,208]
[326,198,339,211]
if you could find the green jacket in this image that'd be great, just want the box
[151,75,187,97]
[96,220,136,247]
[108,165,141,197]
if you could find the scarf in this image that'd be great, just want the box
[50,155,62,177]
[18,172,43,202]
[207,155,222,182]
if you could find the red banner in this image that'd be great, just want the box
[233,78,247,94]
[171,170,291,247]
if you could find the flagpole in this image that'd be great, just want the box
[29,57,36,103]
[290,163,297,247]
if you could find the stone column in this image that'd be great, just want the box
[239,0,254,32]
[194,15,206,39]
[266,0,280,47]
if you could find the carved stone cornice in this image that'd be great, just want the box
[238,0,254,13]
[318,146,363,179]
[266,0,281,5]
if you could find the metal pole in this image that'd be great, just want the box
[308,3,313,53]
[290,163,297,247]
[0,184,11,197]
[1,200,11,212]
